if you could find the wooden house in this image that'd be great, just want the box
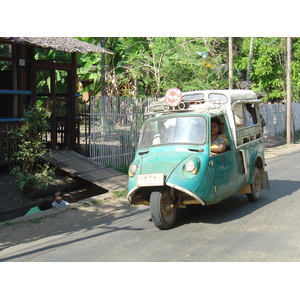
[0,37,113,164]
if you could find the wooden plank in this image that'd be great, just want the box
[43,150,128,191]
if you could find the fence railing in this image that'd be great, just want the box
[0,119,23,164]
[260,102,300,137]
[89,96,300,169]
[88,96,154,169]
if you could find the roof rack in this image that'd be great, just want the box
[145,89,261,116]
[145,97,227,116]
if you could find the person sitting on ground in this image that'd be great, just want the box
[24,200,53,216]
[52,191,69,207]
[210,117,228,154]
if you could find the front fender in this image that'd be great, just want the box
[166,153,211,204]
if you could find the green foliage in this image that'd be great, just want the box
[75,37,103,95]
[10,102,57,193]
[109,37,217,97]
[290,37,300,101]
[75,37,300,102]
[234,37,287,101]
[75,37,229,97]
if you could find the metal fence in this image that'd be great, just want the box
[88,96,300,169]
[88,95,154,169]
[260,102,300,137]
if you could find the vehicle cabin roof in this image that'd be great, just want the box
[147,89,260,116]
[182,89,259,101]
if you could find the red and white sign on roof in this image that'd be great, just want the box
[165,88,183,107]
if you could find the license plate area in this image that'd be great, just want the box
[137,173,164,187]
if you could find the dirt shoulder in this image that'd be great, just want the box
[264,142,300,160]
[0,192,131,253]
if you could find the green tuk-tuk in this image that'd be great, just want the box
[127,89,269,229]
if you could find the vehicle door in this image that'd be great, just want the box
[209,116,239,198]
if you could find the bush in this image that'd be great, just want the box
[10,101,57,193]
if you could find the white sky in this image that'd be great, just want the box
[2,1,299,37]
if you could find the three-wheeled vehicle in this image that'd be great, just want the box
[127,89,269,229]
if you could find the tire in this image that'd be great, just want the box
[150,188,177,230]
[247,167,262,201]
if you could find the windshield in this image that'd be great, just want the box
[138,115,207,148]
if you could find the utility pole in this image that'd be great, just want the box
[228,37,233,89]
[286,37,292,145]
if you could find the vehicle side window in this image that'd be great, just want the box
[210,115,230,155]
[234,103,263,145]
[245,104,257,125]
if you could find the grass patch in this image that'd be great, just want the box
[1,214,54,228]
[84,199,106,206]
[113,190,128,198]
[28,217,43,224]
[295,129,300,143]
[116,165,128,174]
[281,129,300,143]
[2,221,14,227]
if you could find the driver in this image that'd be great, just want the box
[210,117,228,154]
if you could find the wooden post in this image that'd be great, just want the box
[12,46,18,117]
[70,52,77,149]
[50,69,56,149]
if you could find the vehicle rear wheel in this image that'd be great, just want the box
[150,188,177,230]
[247,167,261,201]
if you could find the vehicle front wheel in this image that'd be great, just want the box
[150,188,177,230]
[247,167,261,201]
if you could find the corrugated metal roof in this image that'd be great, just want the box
[1,37,114,54]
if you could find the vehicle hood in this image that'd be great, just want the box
[139,151,192,177]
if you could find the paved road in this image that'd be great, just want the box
[1,151,300,262]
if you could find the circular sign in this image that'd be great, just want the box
[165,88,183,107]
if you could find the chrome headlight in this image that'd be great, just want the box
[185,160,198,175]
[128,164,138,177]
[185,160,196,172]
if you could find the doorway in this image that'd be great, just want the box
[36,67,77,150]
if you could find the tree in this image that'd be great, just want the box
[76,37,236,97]
[75,37,103,95]
[290,38,300,101]
[104,37,227,97]
[234,37,286,101]
[246,37,254,89]
[76,37,300,102]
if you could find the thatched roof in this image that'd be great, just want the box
[1,37,114,54]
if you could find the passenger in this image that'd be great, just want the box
[210,117,227,154]
[52,191,69,207]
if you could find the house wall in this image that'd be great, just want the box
[0,41,81,163]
